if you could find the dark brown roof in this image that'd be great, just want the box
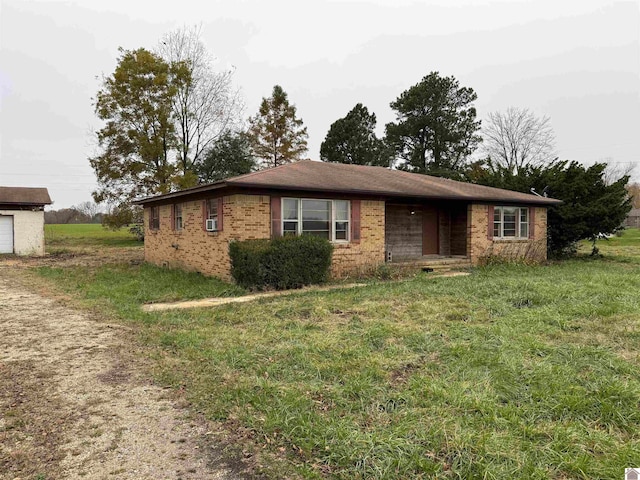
[0,186,52,205]
[134,161,561,205]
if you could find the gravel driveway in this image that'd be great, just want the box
[0,269,244,480]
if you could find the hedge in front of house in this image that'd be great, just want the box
[229,239,271,289]
[229,235,334,290]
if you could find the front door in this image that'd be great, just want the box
[385,204,423,259]
[422,206,439,255]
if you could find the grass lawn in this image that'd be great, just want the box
[585,228,640,261]
[605,227,640,246]
[45,223,141,248]
[35,230,640,479]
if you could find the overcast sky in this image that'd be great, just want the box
[1,0,638,209]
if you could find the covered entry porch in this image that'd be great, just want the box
[384,202,469,263]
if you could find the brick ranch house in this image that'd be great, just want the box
[134,161,560,281]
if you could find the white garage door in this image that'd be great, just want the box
[0,216,14,254]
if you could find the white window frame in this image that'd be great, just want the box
[333,199,350,242]
[205,198,219,231]
[174,203,183,231]
[494,206,529,239]
[282,197,350,243]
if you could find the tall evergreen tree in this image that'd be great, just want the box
[320,103,391,166]
[247,85,308,168]
[196,131,256,183]
[385,72,481,178]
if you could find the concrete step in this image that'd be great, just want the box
[392,257,471,266]
[424,262,472,270]
[389,257,472,274]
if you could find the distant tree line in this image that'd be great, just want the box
[45,201,102,224]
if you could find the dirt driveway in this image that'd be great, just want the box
[0,267,247,480]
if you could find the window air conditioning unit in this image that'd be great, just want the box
[205,218,218,231]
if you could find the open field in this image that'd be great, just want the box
[578,228,640,261]
[26,228,640,479]
[25,223,145,267]
[45,223,141,248]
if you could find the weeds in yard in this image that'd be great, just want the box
[34,230,640,479]
[37,263,245,311]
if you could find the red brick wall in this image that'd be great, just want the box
[143,195,386,281]
[144,196,549,279]
[467,204,548,264]
[144,194,271,281]
[331,200,386,277]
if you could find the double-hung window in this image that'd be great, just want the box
[334,200,350,240]
[174,203,183,231]
[282,198,350,242]
[205,199,219,231]
[149,206,160,230]
[493,206,528,239]
[283,198,301,236]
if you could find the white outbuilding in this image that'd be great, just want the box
[0,186,52,256]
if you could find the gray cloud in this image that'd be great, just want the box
[1,0,638,208]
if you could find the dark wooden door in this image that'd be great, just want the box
[385,204,423,258]
[422,206,439,255]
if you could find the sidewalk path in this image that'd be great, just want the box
[143,271,471,312]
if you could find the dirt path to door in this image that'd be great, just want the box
[0,269,246,480]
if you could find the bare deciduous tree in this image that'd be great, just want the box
[482,107,556,174]
[626,183,640,209]
[157,25,244,185]
[601,158,636,186]
[73,201,101,220]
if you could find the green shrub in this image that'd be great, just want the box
[229,235,333,290]
[229,239,271,289]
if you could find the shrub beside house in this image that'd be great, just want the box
[230,235,333,290]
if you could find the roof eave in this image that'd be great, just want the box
[230,181,562,205]
[132,182,227,205]
[131,180,562,206]
[0,201,52,206]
